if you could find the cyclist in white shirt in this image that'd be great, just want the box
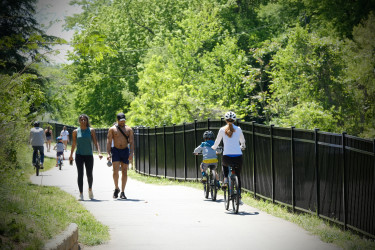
[212,111,246,200]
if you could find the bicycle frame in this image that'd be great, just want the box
[227,166,236,197]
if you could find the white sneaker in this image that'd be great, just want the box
[78,194,84,201]
[89,190,94,200]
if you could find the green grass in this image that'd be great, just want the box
[0,146,109,249]
[128,169,375,250]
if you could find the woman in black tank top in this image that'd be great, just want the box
[45,126,52,152]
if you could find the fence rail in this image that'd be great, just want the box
[133,119,375,238]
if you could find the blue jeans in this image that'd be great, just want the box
[32,146,44,164]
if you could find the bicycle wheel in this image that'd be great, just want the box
[35,154,40,176]
[232,176,240,214]
[210,170,217,201]
[204,176,210,199]
[224,179,230,210]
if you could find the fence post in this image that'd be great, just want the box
[270,124,274,203]
[148,127,150,175]
[163,124,167,178]
[136,127,139,171]
[143,127,146,174]
[155,125,158,177]
[342,132,347,230]
[252,121,257,198]
[291,126,295,212]
[314,128,320,216]
[173,124,176,180]
[194,119,198,180]
[183,122,187,180]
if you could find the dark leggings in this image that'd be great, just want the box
[222,155,243,194]
[75,154,94,193]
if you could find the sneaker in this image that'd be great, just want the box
[89,190,94,200]
[113,188,120,198]
[78,193,84,201]
[120,192,127,199]
[201,176,207,182]
[239,200,244,205]
[40,163,44,169]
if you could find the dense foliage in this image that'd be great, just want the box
[61,0,375,138]
[0,0,60,170]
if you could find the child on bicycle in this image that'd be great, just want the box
[194,131,221,187]
[53,136,65,167]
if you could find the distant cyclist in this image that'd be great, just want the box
[194,130,220,187]
[212,112,246,200]
[29,121,47,169]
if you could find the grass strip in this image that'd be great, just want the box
[128,169,375,250]
[0,146,109,249]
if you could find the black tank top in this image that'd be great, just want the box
[46,130,51,137]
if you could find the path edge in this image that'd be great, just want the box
[43,223,79,250]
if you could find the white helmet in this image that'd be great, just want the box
[225,111,236,121]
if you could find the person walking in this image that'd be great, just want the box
[212,111,246,202]
[69,114,103,201]
[45,125,53,152]
[60,126,69,153]
[106,113,134,199]
[30,121,47,168]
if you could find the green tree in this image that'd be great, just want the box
[0,0,58,170]
[127,2,250,126]
[343,12,375,137]
[268,25,352,132]
[65,0,192,126]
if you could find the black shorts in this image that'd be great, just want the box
[222,155,243,168]
[111,147,129,164]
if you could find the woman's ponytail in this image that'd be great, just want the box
[225,120,235,138]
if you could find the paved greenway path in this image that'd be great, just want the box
[31,150,341,250]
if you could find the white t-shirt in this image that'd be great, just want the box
[212,124,245,155]
[60,130,69,141]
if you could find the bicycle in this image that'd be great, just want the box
[223,164,240,214]
[203,165,220,201]
[57,154,63,170]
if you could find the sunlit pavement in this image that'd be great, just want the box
[30,148,341,250]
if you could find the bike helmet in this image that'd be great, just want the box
[56,136,62,141]
[203,130,215,140]
[33,121,40,127]
[224,111,236,121]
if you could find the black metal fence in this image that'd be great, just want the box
[133,119,375,238]
[40,122,109,153]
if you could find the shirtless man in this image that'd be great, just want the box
[107,113,134,199]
